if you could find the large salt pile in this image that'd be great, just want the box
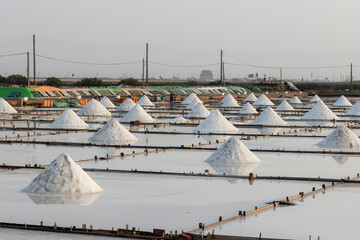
[333,95,352,107]
[0,98,17,114]
[117,98,136,112]
[252,106,286,126]
[99,96,116,108]
[346,101,360,116]
[244,93,257,102]
[77,99,111,116]
[186,103,210,118]
[137,95,155,107]
[252,94,274,107]
[309,94,321,103]
[120,104,155,123]
[193,110,238,133]
[186,97,203,110]
[23,153,103,195]
[50,109,89,129]
[317,124,360,148]
[301,100,339,120]
[181,93,199,105]
[205,137,261,164]
[238,102,258,114]
[275,100,294,111]
[290,96,302,104]
[89,118,137,145]
[221,94,240,107]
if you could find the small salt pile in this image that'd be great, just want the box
[309,94,321,103]
[221,94,234,103]
[243,93,257,102]
[89,118,137,145]
[252,94,274,107]
[238,102,258,115]
[186,97,203,110]
[301,100,339,120]
[333,95,352,107]
[0,98,17,114]
[317,124,360,148]
[193,110,238,133]
[50,108,88,129]
[290,96,302,104]
[137,95,155,107]
[252,106,286,126]
[181,93,200,105]
[346,101,360,116]
[99,96,116,108]
[221,94,240,107]
[117,98,136,112]
[172,117,188,123]
[120,104,155,123]
[275,100,294,111]
[186,103,210,118]
[77,99,111,116]
[23,153,103,195]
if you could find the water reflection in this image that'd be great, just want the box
[257,127,281,135]
[201,135,230,143]
[305,121,335,127]
[332,155,350,165]
[206,162,260,184]
[26,192,101,205]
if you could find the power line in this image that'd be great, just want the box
[149,61,219,68]
[225,61,349,70]
[0,53,26,58]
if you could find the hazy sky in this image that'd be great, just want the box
[0,0,359,80]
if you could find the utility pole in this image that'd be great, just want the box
[222,62,225,86]
[146,43,149,86]
[220,49,223,84]
[26,51,30,88]
[142,58,145,86]
[350,63,353,92]
[33,34,36,86]
[280,68,283,80]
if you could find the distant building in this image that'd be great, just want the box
[199,70,213,81]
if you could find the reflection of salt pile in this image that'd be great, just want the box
[301,100,339,120]
[89,118,137,145]
[181,93,199,105]
[27,192,101,205]
[137,95,155,107]
[290,96,302,104]
[172,117,188,123]
[50,109,88,129]
[207,163,260,181]
[252,107,286,126]
[23,153,103,195]
[317,125,360,148]
[238,102,258,114]
[309,94,321,103]
[257,127,281,135]
[77,99,111,116]
[333,95,352,107]
[221,94,240,107]
[193,110,238,133]
[186,97,203,110]
[0,98,17,114]
[346,101,360,116]
[117,98,136,112]
[275,100,294,111]
[186,103,210,118]
[120,104,155,123]
[332,155,350,165]
[99,96,116,108]
[244,93,257,102]
[252,94,274,107]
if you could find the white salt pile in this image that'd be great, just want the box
[181,93,199,105]
[252,94,274,106]
[309,94,321,103]
[333,95,352,107]
[290,96,302,104]
[243,93,257,102]
[252,106,286,126]
[221,94,240,107]
[23,153,103,195]
[186,97,203,110]
[238,102,258,114]
[89,118,137,145]
[99,96,116,108]
[186,103,210,118]
[205,137,261,164]
[0,98,17,114]
[275,100,294,111]
[193,110,238,133]
[137,95,155,107]
[117,98,136,112]
[172,117,188,123]
[346,101,360,116]
[221,94,233,103]
[77,99,111,116]
[120,104,155,123]
[50,108,89,129]
[317,124,360,148]
[301,100,339,120]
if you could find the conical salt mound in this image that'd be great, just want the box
[23,153,103,195]
[252,106,286,126]
[333,95,352,107]
[77,99,111,116]
[275,100,294,111]
[186,98,203,110]
[117,98,136,112]
[181,93,198,105]
[290,96,302,104]
[309,94,321,103]
[317,125,360,148]
[0,98,17,114]
[238,102,258,114]
[50,109,88,129]
[221,95,240,107]
[137,95,155,107]
[193,110,238,133]
[120,104,155,123]
[186,103,210,118]
[221,94,233,103]
[99,96,116,108]
[301,100,339,120]
[205,137,261,164]
[252,94,274,107]
[346,101,360,116]
[89,118,137,145]
[244,93,257,102]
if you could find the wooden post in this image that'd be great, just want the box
[350,63,353,92]
[27,51,30,88]
[220,49,223,84]
[146,43,149,86]
[33,34,36,86]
